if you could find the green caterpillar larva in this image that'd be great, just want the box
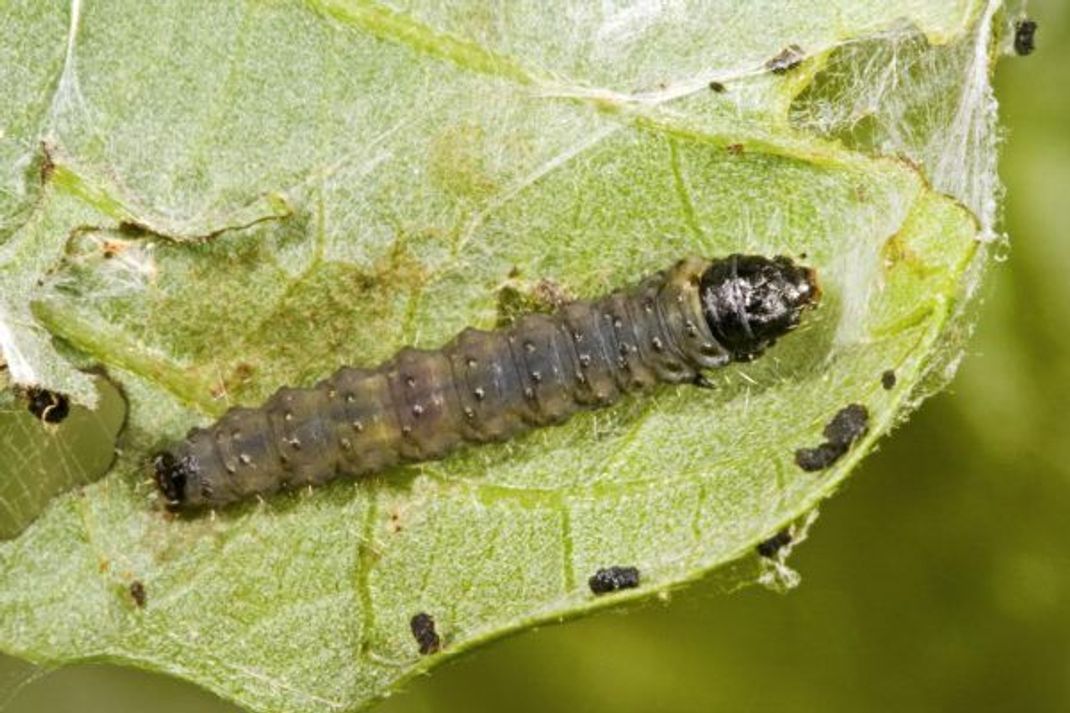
[155,254,819,510]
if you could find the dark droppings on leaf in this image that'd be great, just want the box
[766,44,805,74]
[410,612,441,655]
[708,80,726,93]
[881,369,897,390]
[794,442,847,471]
[1014,19,1037,56]
[757,529,793,558]
[823,403,869,445]
[117,220,151,237]
[794,404,869,472]
[129,581,146,608]
[38,141,55,184]
[26,387,70,424]
[588,566,640,595]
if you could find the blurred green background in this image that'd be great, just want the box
[3,3,1068,711]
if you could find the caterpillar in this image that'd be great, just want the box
[155,254,819,510]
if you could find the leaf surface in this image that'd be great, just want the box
[0,1,1006,711]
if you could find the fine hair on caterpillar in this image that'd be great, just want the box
[154,254,819,510]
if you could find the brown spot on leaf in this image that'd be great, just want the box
[215,362,257,400]
[101,239,130,259]
[496,273,575,327]
[532,278,574,308]
[129,581,147,608]
[39,141,55,184]
[880,232,933,276]
[766,44,806,74]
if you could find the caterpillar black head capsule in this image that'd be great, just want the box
[700,254,820,361]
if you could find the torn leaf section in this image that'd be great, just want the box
[51,162,292,243]
[1,153,292,407]
[0,187,109,406]
[31,299,225,418]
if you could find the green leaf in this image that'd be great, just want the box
[0,1,1008,711]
